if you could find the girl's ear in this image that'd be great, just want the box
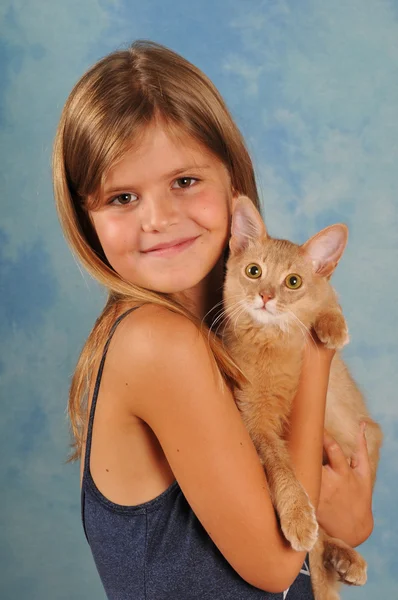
[230,196,266,255]
[301,224,348,277]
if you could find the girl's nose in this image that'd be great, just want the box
[140,193,179,233]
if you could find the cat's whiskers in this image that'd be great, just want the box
[207,310,228,343]
[231,304,248,339]
[222,300,247,331]
[209,309,229,341]
[209,296,242,326]
[216,298,247,337]
[284,310,310,345]
[284,309,319,353]
[201,295,242,343]
[201,299,228,327]
[207,298,245,343]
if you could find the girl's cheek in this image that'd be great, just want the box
[193,190,230,220]
[99,223,121,249]
[94,219,133,254]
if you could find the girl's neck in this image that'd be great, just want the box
[173,256,225,327]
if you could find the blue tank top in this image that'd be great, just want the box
[81,308,314,599]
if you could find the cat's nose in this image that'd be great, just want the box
[260,292,274,305]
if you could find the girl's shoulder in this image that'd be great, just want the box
[113,303,203,361]
[101,303,209,406]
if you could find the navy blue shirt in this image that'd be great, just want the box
[81,308,314,599]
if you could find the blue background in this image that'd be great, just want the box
[1,0,397,597]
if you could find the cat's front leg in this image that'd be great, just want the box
[251,430,319,552]
[314,309,349,350]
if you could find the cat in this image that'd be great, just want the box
[221,195,383,600]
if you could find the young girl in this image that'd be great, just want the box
[53,40,374,599]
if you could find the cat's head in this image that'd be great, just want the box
[224,196,348,333]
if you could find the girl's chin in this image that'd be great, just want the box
[135,277,203,295]
[121,261,216,295]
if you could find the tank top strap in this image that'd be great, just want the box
[83,306,140,477]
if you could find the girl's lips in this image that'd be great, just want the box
[142,236,199,257]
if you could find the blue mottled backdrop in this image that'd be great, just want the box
[1,0,397,598]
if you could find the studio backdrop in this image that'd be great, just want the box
[1,0,397,598]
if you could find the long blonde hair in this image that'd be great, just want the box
[53,40,262,461]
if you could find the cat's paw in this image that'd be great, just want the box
[324,540,367,586]
[279,491,319,552]
[314,312,349,350]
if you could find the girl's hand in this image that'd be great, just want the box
[317,423,374,547]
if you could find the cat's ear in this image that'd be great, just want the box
[230,196,266,254]
[301,224,348,277]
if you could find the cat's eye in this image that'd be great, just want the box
[285,274,302,289]
[245,263,262,279]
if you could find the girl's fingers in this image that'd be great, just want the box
[323,430,349,474]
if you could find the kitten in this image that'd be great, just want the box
[222,196,383,600]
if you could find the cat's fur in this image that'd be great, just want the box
[222,196,383,600]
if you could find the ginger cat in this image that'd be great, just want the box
[222,196,383,600]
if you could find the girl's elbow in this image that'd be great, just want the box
[243,559,302,594]
[275,557,308,592]
[230,535,306,593]
[245,573,293,595]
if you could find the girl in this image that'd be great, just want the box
[53,40,374,599]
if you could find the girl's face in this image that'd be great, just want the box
[89,121,235,296]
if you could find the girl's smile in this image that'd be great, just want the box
[141,235,201,257]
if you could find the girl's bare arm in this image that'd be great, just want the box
[286,341,335,509]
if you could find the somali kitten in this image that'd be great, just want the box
[222,196,383,600]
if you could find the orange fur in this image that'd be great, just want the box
[222,197,383,599]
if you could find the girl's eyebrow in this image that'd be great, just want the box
[104,164,211,195]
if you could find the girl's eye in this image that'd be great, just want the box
[172,177,198,189]
[285,274,302,289]
[109,193,137,206]
[245,263,262,279]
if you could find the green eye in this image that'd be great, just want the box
[285,274,302,289]
[245,263,262,279]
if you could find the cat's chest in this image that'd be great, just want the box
[228,335,302,404]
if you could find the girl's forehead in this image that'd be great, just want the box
[129,121,209,160]
[103,121,225,188]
